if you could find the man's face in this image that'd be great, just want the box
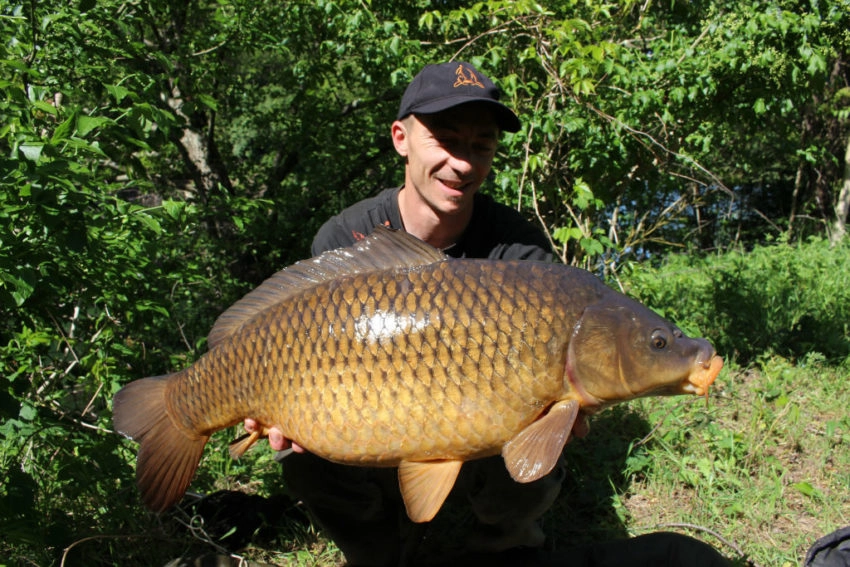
[392,103,499,216]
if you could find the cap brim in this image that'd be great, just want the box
[405,97,521,133]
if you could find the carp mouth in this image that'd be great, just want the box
[679,355,724,397]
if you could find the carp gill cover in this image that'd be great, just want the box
[113,227,723,523]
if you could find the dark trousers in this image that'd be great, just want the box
[281,452,731,567]
[281,452,564,566]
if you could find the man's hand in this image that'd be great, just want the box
[243,418,306,453]
[572,412,590,439]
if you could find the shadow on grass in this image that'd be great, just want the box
[546,405,649,547]
[541,405,749,567]
[409,404,652,560]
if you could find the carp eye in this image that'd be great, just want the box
[651,329,668,350]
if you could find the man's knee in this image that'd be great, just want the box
[280,454,406,566]
[467,455,564,525]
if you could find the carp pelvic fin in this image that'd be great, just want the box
[113,375,209,512]
[398,459,463,523]
[502,399,580,483]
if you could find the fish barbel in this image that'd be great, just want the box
[112,227,723,522]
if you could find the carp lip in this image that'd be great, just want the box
[680,355,724,397]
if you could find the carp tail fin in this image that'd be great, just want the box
[113,376,208,512]
[398,459,463,523]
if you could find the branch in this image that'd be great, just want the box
[60,534,176,567]
[830,130,850,243]
[518,98,561,259]
[191,39,228,57]
[585,100,734,198]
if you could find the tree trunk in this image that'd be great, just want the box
[831,132,850,244]
[166,86,233,203]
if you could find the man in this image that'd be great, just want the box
[248,61,563,565]
[245,62,730,567]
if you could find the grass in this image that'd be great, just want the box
[603,354,850,567]
[52,354,848,566]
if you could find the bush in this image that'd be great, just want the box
[621,238,850,365]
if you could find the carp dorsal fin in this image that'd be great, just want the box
[398,459,463,523]
[208,226,448,349]
[502,399,579,483]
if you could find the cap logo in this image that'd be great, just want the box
[453,64,485,89]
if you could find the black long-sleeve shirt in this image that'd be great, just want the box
[311,187,552,261]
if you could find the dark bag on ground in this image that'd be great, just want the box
[806,526,850,567]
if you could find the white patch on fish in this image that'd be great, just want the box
[354,310,430,344]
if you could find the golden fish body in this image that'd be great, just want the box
[113,227,723,522]
[176,260,570,460]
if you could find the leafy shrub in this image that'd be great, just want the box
[0,57,262,564]
[622,238,850,365]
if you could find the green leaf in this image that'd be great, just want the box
[136,212,162,235]
[553,226,583,244]
[1,268,37,307]
[791,481,823,500]
[77,115,112,136]
[105,84,132,104]
[580,237,604,256]
[51,113,76,143]
[18,143,44,162]
[162,200,185,220]
[137,303,170,317]
[33,100,58,116]
[196,94,218,112]
[18,402,37,421]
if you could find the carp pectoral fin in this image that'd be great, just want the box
[502,399,580,483]
[398,459,463,523]
[228,430,262,459]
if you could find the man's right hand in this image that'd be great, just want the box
[243,418,306,453]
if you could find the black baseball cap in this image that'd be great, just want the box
[397,62,521,133]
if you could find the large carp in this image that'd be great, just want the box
[113,227,722,523]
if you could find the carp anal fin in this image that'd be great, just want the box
[113,376,209,512]
[502,399,579,483]
[208,226,448,348]
[398,459,463,523]
[229,421,279,459]
[228,430,262,459]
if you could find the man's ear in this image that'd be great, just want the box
[391,119,409,157]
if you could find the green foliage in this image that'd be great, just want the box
[424,0,850,263]
[0,7,266,560]
[622,237,850,365]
